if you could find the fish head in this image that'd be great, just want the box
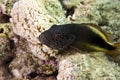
[39,30,54,46]
[39,25,75,50]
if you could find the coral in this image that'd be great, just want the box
[9,47,36,79]
[59,0,81,9]
[0,23,12,55]
[10,0,66,60]
[0,3,10,23]
[0,0,18,15]
[0,24,8,36]
[33,76,56,80]
[66,0,120,41]
[0,24,14,80]
[8,0,120,80]
[9,37,58,79]
[57,51,120,80]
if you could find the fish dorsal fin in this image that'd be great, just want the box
[81,23,113,42]
[104,32,114,42]
[81,23,105,34]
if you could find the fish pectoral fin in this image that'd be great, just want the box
[54,33,76,50]
[62,34,76,46]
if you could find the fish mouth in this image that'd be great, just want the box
[39,34,45,44]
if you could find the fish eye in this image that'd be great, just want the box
[62,32,65,35]
[55,34,60,37]
[64,28,66,30]
[70,36,74,39]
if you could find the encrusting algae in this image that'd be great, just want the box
[39,23,120,57]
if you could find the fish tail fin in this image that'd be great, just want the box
[107,42,120,57]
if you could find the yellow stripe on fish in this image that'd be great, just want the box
[87,25,108,42]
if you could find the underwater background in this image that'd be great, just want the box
[0,0,120,80]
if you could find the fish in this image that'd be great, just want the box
[39,23,120,56]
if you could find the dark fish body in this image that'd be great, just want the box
[39,23,120,56]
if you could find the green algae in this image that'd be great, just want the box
[0,23,10,36]
[43,0,66,24]
[66,0,120,41]
[0,0,18,14]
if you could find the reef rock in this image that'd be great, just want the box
[10,0,66,60]
[0,0,18,15]
[0,23,15,80]
[57,51,120,80]
[9,0,120,80]
[65,0,120,41]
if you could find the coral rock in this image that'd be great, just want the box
[10,0,66,60]
[57,51,120,80]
